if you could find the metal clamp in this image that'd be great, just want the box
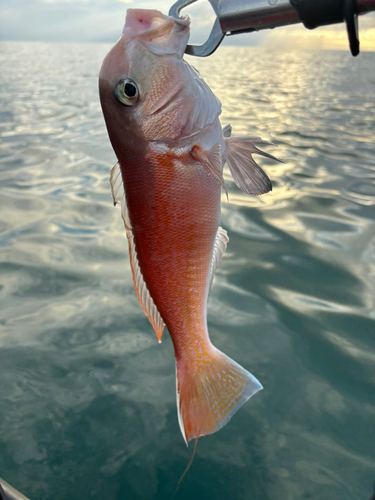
[169,0,300,57]
[0,478,30,500]
[169,0,375,57]
[169,0,224,56]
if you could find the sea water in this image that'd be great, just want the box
[0,42,374,500]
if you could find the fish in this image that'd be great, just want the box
[99,9,280,444]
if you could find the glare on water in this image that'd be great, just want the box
[0,41,374,500]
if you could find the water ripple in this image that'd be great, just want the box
[0,42,374,500]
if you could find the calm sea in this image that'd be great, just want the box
[0,41,374,500]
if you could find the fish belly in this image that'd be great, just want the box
[120,150,220,357]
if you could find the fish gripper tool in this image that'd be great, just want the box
[169,0,375,57]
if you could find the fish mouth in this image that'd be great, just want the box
[122,9,190,57]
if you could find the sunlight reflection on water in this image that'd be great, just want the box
[0,42,375,500]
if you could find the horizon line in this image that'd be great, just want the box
[0,38,374,53]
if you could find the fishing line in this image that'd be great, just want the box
[172,438,198,498]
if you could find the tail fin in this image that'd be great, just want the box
[176,347,262,444]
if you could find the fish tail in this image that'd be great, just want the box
[176,346,262,444]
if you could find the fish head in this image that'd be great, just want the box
[99,9,195,150]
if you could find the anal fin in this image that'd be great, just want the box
[110,162,165,342]
[209,226,229,289]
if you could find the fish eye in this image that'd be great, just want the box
[115,78,139,106]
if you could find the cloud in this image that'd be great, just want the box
[0,0,374,50]
[261,13,375,52]
[43,0,91,3]
[0,0,173,42]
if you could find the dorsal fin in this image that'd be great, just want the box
[209,226,229,289]
[110,162,165,342]
[222,124,232,138]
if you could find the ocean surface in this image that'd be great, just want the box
[0,41,374,500]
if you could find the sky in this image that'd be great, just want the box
[0,0,374,51]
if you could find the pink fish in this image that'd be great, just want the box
[99,9,279,443]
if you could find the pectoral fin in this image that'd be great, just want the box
[225,136,281,196]
[191,143,228,199]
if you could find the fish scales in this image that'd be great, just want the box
[120,150,220,359]
[99,8,280,443]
